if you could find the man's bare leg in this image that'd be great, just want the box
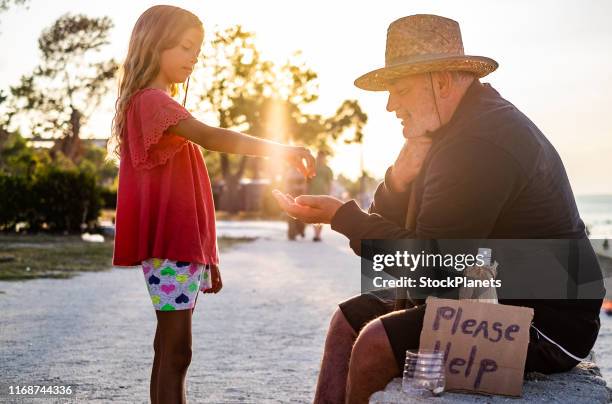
[345,319,400,404]
[314,308,358,404]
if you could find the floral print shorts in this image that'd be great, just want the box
[141,258,213,311]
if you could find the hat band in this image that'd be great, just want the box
[386,52,466,68]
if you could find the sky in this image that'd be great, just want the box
[1,0,612,194]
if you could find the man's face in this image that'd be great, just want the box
[386,73,441,139]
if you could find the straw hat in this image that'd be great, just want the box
[354,14,498,91]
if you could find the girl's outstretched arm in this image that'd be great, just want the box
[169,117,316,177]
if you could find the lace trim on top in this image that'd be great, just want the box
[128,88,192,170]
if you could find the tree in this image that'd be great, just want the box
[0,0,27,12]
[0,131,43,179]
[7,14,118,162]
[193,26,367,212]
[0,0,29,35]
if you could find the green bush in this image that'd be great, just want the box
[0,168,105,233]
[100,187,117,210]
[30,167,103,232]
[0,132,120,233]
[0,174,30,231]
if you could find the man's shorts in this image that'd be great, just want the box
[338,288,580,374]
[142,258,213,311]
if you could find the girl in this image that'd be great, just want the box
[109,5,315,403]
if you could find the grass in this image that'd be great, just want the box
[0,233,254,281]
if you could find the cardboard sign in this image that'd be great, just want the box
[418,297,534,397]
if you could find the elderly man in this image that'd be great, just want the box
[273,14,602,404]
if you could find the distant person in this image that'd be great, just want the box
[356,172,373,209]
[285,166,308,240]
[274,14,604,403]
[307,151,334,241]
[110,5,315,403]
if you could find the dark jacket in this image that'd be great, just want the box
[331,80,603,358]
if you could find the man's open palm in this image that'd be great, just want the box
[272,190,343,224]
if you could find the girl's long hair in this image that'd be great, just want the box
[108,5,203,160]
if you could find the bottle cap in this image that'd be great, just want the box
[477,248,492,266]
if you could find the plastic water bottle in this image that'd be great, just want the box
[402,349,445,397]
[459,247,498,303]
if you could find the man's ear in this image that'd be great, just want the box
[434,71,453,99]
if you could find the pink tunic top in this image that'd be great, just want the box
[112,88,219,267]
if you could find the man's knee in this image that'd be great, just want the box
[329,307,357,338]
[351,319,396,373]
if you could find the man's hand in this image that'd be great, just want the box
[281,145,316,178]
[389,136,433,192]
[272,190,343,224]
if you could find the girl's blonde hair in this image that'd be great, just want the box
[109,5,203,159]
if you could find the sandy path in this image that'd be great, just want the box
[0,222,360,403]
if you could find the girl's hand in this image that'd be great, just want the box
[282,146,316,178]
[203,264,223,294]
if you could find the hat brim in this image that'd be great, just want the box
[354,55,498,91]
